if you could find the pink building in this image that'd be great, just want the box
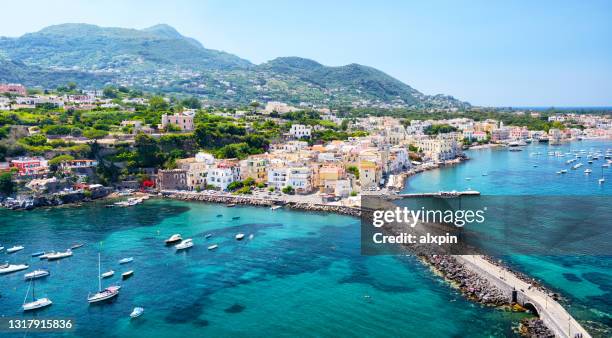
[161,112,195,131]
[0,83,27,96]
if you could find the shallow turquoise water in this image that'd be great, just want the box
[1,200,527,337]
[404,139,612,336]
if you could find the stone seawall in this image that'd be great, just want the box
[165,191,361,217]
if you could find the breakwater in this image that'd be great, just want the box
[164,191,361,217]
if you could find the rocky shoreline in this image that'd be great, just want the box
[165,191,362,217]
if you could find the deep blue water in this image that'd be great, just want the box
[404,139,612,336]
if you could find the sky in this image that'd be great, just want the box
[0,0,611,107]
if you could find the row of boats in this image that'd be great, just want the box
[165,231,249,252]
[109,196,148,208]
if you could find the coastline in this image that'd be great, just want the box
[163,191,362,217]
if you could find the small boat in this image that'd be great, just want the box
[556,171,562,175]
[232,216,241,220]
[165,234,182,245]
[175,239,193,251]
[88,253,120,304]
[599,178,606,184]
[0,246,4,251]
[465,177,471,181]
[71,243,84,250]
[270,205,282,210]
[207,244,218,250]
[46,250,72,261]
[31,251,45,257]
[216,214,223,217]
[122,270,134,280]
[39,251,56,260]
[481,173,488,176]
[226,204,236,208]
[130,307,144,319]
[532,165,538,168]
[24,269,50,280]
[249,234,254,240]
[101,270,114,278]
[584,169,592,174]
[22,277,52,312]
[205,234,212,239]
[7,245,24,254]
[0,264,29,274]
[235,233,245,241]
[560,169,567,174]
[119,257,133,264]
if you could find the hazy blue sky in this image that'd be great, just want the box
[1,0,611,106]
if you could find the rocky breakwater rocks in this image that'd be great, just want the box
[167,192,361,217]
[422,255,509,306]
[519,318,555,338]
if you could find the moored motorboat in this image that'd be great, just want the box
[175,239,193,251]
[24,269,50,280]
[101,270,114,278]
[226,204,236,208]
[235,233,245,241]
[31,251,45,257]
[232,216,241,220]
[122,270,134,280]
[165,234,182,245]
[205,233,212,239]
[119,257,133,264]
[130,307,144,319]
[7,245,24,254]
[71,243,84,250]
[0,264,29,274]
[584,169,592,174]
[270,205,282,210]
[46,249,72,261]
[207,244,218,250]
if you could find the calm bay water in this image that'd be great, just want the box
[0,139,609,337]
[404,139,612,336]
[2,200,526,337]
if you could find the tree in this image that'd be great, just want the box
[181,97,202,109]
[103,86,118,99]
[282,185,295,194]
[149,96,169,111]
[67,82,77,91]
[0,172,15,195]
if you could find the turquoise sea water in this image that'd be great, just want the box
[1,200,527,337]
[404,139,612,336]
[0,139,609,337]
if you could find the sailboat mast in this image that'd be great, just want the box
[98,252,101,292]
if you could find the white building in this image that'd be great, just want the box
[207,162,240,190]
[289,124,312,139]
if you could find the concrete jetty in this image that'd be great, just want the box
[458,255,591,338]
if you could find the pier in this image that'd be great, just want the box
[458,255,591,338]
[393,190,481,198]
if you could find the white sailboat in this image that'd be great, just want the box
[22,276,52,311]
[87,253,120,304]
[24,269,50,280]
